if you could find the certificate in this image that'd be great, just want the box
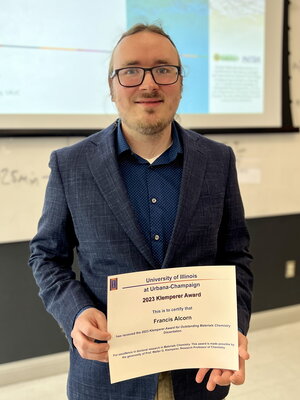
[107,266,238,384]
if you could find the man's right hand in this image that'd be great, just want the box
[71,307,111,362]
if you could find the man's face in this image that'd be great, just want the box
[110,31,182,137]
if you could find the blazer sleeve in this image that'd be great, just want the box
[28,151,95,347]
[216,147,253,335]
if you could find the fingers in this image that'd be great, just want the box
[239,347,250,361]
[213,369,232,386]
[230,354,246,385]
[230,369,245,385]
[195,368,210,384]
[196,369,231,391]
[195,361,246,390]
[79,322,111,342]
[71,308,111,362]
[72,330,110,362]
[73,308,111,340]
[195,333,249,390]
[238,332,250,360]
[206,369,223,391]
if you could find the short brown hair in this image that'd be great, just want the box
[108,23,182,79]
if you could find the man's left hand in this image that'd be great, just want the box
[195,332,250,391]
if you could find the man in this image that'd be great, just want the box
[29,24,253,400]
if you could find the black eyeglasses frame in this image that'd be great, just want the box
[109,65,181,88]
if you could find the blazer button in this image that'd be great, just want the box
[154,234,160,241]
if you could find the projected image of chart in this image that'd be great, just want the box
[0,0,126,114]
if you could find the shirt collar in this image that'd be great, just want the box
[116,119,130,155]
[116,119,183,160]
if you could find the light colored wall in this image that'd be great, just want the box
[208,132,300,218]
[208,0,300,218]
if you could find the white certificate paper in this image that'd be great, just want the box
[107,266,238,383]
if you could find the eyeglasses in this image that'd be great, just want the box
[110,65,181,87]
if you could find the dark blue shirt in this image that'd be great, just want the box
[117,121,183,267]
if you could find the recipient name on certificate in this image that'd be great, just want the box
[107,266,238,384]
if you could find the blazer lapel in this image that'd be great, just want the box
[163,127,208,267]
[86,123,156,267]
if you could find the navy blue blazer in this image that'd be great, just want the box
[29,120,252,400]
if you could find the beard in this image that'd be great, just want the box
[122,104,174,136]
[131,113,173,136]
[114,89,181,136]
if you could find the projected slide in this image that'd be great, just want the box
[0,0,126,114]
[209,1,265,113]
[0,0,265,120]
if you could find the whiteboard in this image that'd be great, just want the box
[0,137,82,243]
[2,128,300,244]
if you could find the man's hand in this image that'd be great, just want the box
[71,307,111,362]
[195,332,250,391]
